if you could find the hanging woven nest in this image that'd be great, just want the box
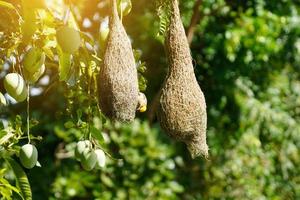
[98,0,139,122]
[157,0,208,158]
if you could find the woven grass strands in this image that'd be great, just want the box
[158,0,208,158]
[99,0,139,122]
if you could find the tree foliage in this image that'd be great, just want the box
[0,0,299,199]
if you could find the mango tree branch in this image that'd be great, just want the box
[186,0,202,45]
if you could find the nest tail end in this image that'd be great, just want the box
[186,139,209,159]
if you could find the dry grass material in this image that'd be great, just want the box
[99,0,139,122]
[158,0,208,158]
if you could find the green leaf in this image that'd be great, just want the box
[0,129,14,146]
[156,0,171,36]
[5,158,32,200]
[0,181,22,199]
[64,121,75,129]
[101,173,114,187]
[58,50,72,82]
[90,126,104,144]
[0,168,23,200]
[67,11,80,31]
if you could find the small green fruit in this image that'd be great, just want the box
[14,89,27,102]
[56,26,81,54]
[23,47,45,73]
[75,140,91,160]
[4,73,27,102]
[81,150,97,171]
[94,149,106,169]
[19,144,38,169]
[0,92,6,106]
[24,64,45,84]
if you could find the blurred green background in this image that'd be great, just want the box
[1,0,300,199]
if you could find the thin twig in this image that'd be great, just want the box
[26,84,30,144]
[186,0,202,45]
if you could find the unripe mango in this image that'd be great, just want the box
[23,64,45,84]
[75,140,91,160]
[23,47,45,73]
[4,73,27,102]
[19,144,38,169]
[94,149,106,169]
[56,26,81,54]
[81,150,97,171]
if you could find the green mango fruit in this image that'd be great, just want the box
[0,92,6,106]
[94,149,106,169]
[56,26,81,54]
[19,144,38,169]
[24,64,45,84]
[118,0,132,16]
[4,73,27,102]
[23,47,45,73]
[75,140,92,160]
[81,150,97,171]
